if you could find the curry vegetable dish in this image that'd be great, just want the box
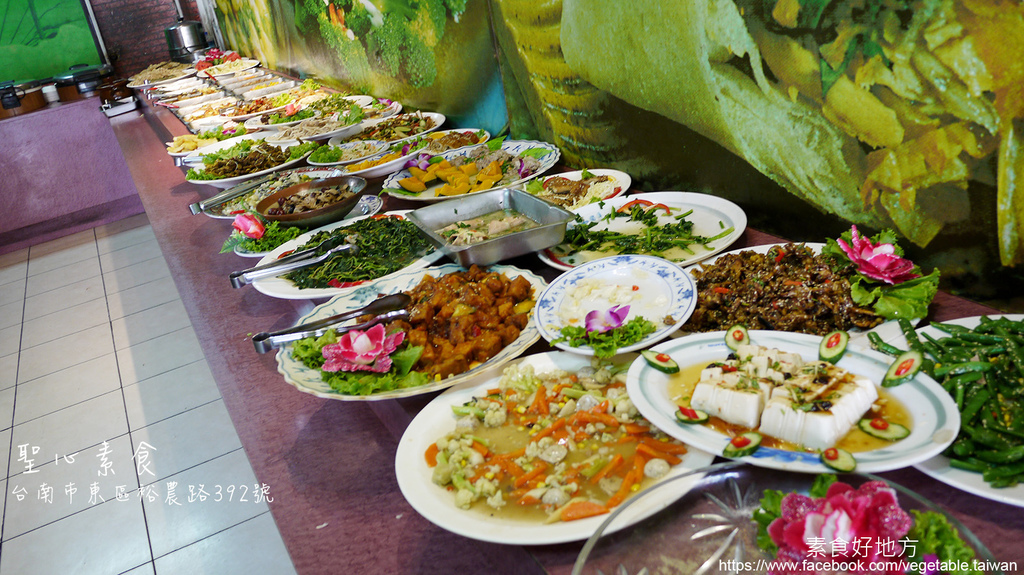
[560,0,1024,266]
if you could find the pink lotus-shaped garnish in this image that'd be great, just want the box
[321,324,405,373]
[585,305,630,333]
[232,213,264,239]
[767,480,913,574]
[284,103,300,117]
[837,226,919,285]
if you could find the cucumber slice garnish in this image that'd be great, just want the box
[820,447,856,472]
[882,350,923,387]
[858,418,910,441]
[725,324,750,351]
[722,431,761,458]
[642,350,680,374]
[675,406,709,424]
[819,330,849,363]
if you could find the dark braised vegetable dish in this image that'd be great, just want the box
[688,243,882,335]
[264,183,355,215]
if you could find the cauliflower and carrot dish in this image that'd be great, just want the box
[425,361,689,522]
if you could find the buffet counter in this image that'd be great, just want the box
[109,100,1024,573]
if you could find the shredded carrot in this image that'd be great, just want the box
[576,411,620,427]
[471,441,489,457]
[496,457,524,477]
[593,400,611,414]
[636,443,682,465]
[640,437,688,455]
[560,500,609,522]
[589,453,624,484]
[513,461,548,488]
[425,443,440,467]
[518,494,541,506]
[530,417,567,442]
[528,385,549,414]
[615,434,638,445]
[623,423,650,434]
[486,388,501,395]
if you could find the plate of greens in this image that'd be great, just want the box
[538,192,745,272]
[184,139,319,189]
[250,211,444,300]
[276,263,547,400]
[534,255,696,357]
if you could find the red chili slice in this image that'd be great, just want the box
[870,418,889,430]
[679,407,699,419]
[826,333,843,349]
[713,286,731,294]
[774,249,786,263]
[731,436,751,448]
[616,198,653,213]
[895,359,916,376]
[823,447,839,460]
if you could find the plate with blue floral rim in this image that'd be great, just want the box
[626,330,960,474]
[534,255,697,356]
[274,263,547,401]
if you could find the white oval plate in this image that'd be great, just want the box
[243,110,317,131]
[228,102,289,122]
[250,211,445,300]
[231,196,384,258]
[535,255,696,356]
[627,330,960,474]
[324,129,490,178]
[184,137,310,189]
[181,133,268,164]
[201,58,260,77]
[127,67,196,89]
[907,315,1024,507]
[539,192,746,272]
[275,263,547,401]
[306,140,389,166]
[395,351,715,544]
[528,169,630,211]
[383,139,560,202]
[353,112,446,144]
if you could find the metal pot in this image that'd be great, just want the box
[0,82,48,120]
[166,19,207,62]
[54,64,113,102]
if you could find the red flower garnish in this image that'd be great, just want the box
[231,213,264,239]
[837,225,920,285]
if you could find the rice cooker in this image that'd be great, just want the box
[166,18,208,62]
[54,64,114,102]
[0,81,48,120]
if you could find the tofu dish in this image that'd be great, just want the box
[677,342,911,471]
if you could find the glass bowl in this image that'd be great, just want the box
[573,462,1003,575]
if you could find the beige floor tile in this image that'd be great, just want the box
[20,298,110,350]
[95,223,156,255]
[111,299,191,351]
[0,352,16,391]
[26,229,95,260]
[10,390,128,469]
[102,256,172,295]
[27,240,98,277]
[23,275,104,321]
[106,278,181,321]
[14,354,120,426]
[129,400,242,482]
[99,238,163,273]
[25,258,102,297]
[17,323,113,383]
[154,512,296,575]
[116,327,204,386]
[0,278,25,306]
[123,360,222,430]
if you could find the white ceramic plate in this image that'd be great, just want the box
[127,67,196,89]
[535,255,697,356]
[324,129,490,177]
[395,351,715,545]
[682,242,920,349]
[250,211,445,300]
[227,102,290,121]
[181,133,269,164]
[903,315,1024,507]
[264,117,365,143]
[243,110,317,130]
[306,140,389,166]
[352,112,446,144]
[201,58,260,77]
[627,330,960,473]
[231,196,384,258]
[383,139,560,202]
[184,137,310,189]
[538,192,746,272]
[275,263,547,401]
[527,169,630,211]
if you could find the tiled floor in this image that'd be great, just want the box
[0,214,297,575]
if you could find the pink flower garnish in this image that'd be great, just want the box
[284,103,300,117]
[321,324,405,373]
[231,213,264,239]
[837,226,919,285]
[585,305,630,333]
[767,480,913,574]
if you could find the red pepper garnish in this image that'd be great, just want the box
[731,436,751,448]
[895,358,916,376]
[327,279,367,289]
[649,202,672,214]
[870,418,889,430]
[712,286,731,294]
[679,406,699,419]
[774,249,786,263]
[656,353,671,362]
[783,279,803,286]
[278,250,296,258]
[721,365,738,373]
[823,447,839,460]
[826,333,843,349]
[616,198,653,213]
[632,285,640,291]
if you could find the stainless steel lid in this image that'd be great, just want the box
[166,19,206,52]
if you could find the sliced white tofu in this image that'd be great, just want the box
[758,364,878,450]
[691,379,770,429]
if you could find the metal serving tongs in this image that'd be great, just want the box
[229,233,359,288]
[251,293,411,353]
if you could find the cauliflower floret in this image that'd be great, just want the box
[541,487,570,506]
[576,394,601,411]
[483,406,506,427]
[606,387,623,400]
[454,488,475,510]
[455,415,478,431]
[476,477,499,497]
[644,458,670,479]
[431,463,452,486]
[613,398,636,418]
[486,490,506,509]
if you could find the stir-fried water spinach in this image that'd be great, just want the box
[284,216,433,289]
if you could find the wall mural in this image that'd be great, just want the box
[0,0,103,84]
[206,0,1024,296]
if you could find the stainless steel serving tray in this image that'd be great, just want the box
[406,188,573,267]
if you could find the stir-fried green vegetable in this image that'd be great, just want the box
[558,202,734,259]
[871,316,1024,488]
[552,316,656,358]
[284,216,434,289]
